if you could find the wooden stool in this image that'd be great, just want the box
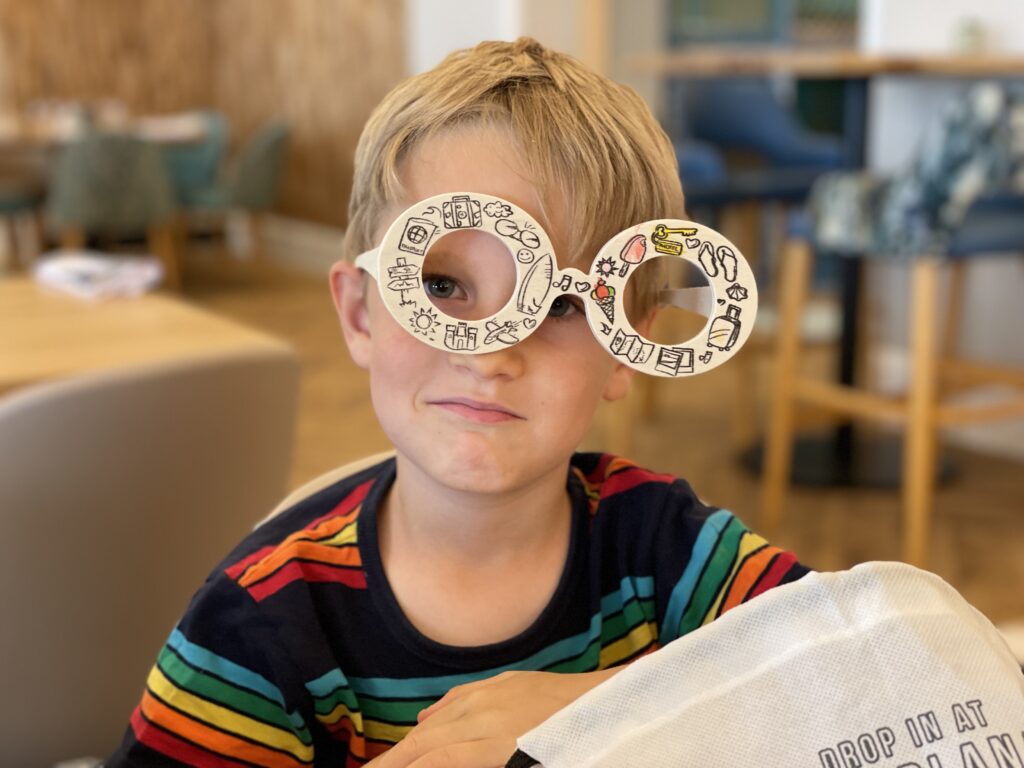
[761,239,1024,566]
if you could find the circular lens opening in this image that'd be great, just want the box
[622,257,713,345]
[421,229,517,321]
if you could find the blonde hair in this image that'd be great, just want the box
[343,37,685,316]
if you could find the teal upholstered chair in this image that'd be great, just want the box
[762,83,1024,567]
[161,110,230,208]
[45,131,183,288]
[188,120,289,211]
[186,120,289,256]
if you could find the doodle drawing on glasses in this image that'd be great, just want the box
[355,192,758,377]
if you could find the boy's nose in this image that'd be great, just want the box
[448,344,525,381]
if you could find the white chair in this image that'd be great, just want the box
[0,348,299,767]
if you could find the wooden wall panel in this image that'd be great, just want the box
[0,0,213,113]
[211,0,405,227]
[0,0,406,226]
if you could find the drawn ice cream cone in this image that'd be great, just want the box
[591,279,616,324]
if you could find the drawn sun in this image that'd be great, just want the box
[409,307,440,337]
[595,256,616,277]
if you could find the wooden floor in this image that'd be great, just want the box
[182,247,1024,625]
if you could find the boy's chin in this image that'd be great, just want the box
[395,437,571,497]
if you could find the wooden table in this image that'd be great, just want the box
[0,277,291,396]
[627,48,1024,79]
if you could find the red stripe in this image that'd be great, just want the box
[600,467,676,499]
[226,546,278,580]
[306,479,374,530]
[225,478,375,581]
[747,551,798,600]
[249,560,368,602]
[586,454,618,484]
[130,706,255,768]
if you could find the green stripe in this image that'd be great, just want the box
[600,598,656,645]
[543,637,601,673]
[677,516,746,636]
[311,680,360,716]
[159,646,313,745]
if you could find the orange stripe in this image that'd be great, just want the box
[141,689,308,768]
[719,547,780,615]
[239,515,361,587]
[325,716,391,761]
[241,541,363,588]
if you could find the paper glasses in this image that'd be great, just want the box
[355,192,757,377]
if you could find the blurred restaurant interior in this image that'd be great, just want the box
[1,0,1022,763]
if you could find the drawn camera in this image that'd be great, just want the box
[442,195,482,229]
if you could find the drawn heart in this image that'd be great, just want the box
[717,299,726,305]
[685,238,701,249]
[523,317,537,329]
[575,281,591,293]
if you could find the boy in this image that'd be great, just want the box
[108,37,806,768]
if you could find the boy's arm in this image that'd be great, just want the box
[367,667,621,768]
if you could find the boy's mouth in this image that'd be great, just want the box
[428,397,525,424]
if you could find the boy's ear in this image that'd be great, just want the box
[329,260,372,369]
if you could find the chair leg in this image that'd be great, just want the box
[760,238,813,535]
[902,259,941,567]
[14,210,42,268]
[149,222,182,291]
[60,227,86,251]
[940,261,966,379]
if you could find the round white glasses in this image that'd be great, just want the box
[355,192,757,377]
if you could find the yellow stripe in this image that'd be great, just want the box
[366,719,414,744]
[316,703,412,744]
[702,531,768,626]
[599,621,657,668]
[147,666,314,762]
[318,701,364,730]
[321,521,358,547]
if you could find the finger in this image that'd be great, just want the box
[418,672,516,722]
[406,737,516,768]
[373,718,479,768]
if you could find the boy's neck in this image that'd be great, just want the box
[381,452,573,562]
[376,452,575,646]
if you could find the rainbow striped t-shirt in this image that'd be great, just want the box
[108,453,807,767]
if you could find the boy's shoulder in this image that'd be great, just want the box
[214,454,396,602]
[569,452,704,517]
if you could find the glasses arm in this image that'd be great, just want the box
[354,248,379,277]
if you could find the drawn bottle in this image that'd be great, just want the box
[708,304,742,351]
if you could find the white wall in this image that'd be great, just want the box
[405,0,587,76]
[859,0,1024,459]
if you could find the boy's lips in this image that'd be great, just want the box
[427,397,525,423]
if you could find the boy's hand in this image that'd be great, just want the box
[367,668,620,768]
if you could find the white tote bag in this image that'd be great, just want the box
[515,562,1024,768]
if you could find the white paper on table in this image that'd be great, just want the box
[33,250,164,300]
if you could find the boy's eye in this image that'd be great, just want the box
[548,295,582,319]
[424,275,459,299]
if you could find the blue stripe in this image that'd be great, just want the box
[600,576,654,617]
[660,509,734,644]
[167,627,304,729]
[348,612,603,698]
[315,577,656,701]
[306,666,353,700]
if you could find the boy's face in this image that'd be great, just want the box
[331,125,634,495]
